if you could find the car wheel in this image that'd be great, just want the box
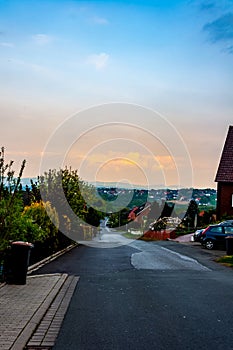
[205,239,214,250]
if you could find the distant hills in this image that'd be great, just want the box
[20,177,37,189]
[19,178,216,207]
[20,178,215,191]
[86,181,182,190]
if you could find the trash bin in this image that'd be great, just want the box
[6,241,34,285]
[225,236,233,255]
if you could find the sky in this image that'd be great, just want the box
[0,0,233,189]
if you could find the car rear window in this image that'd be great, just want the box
[225,227,233,234]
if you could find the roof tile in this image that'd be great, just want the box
[215,125,233,182]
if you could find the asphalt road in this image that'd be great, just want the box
[36,231,233,350]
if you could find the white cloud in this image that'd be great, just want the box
[0,42,14,48]
[32,34,53,46]
[87,52,110,70]
[91,16,109,25]
[8,58,58,79]
[10,58,42,71]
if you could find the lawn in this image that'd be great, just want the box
[216,255,233,268]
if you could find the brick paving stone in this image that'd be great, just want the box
[26,276,79,350]
[0,273,68,350]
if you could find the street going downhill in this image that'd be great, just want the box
[35,228,233,350]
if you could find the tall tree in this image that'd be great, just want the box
[39,167,105,235]
[184,199,199,228]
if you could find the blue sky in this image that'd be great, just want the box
[0,0,233,188]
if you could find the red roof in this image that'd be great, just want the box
[215,125,233,183]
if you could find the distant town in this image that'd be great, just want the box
[21,177,217,209]
[97,186,217,209]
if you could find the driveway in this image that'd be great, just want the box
[159,232,228,272]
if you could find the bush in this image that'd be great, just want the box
[23,201,59,242]
[0,147,30,250]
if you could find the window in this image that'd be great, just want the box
[225,227,233,234]
[209,226,223,233]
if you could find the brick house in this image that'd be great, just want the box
[128,202,151,224]
[215,125,233,219]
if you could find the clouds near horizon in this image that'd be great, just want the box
[0,0,233,188]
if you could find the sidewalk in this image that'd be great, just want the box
[172,233,194,243]
[0,273,79,350]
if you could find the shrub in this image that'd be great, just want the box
[22,201,59,242]
[0,147,30,250]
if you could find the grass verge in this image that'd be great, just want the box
[216,255,233,268]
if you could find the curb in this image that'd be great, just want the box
[0,244,78,289]
[28,243,78,274]
[26,275,80,349]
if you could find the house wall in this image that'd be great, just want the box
[217,182,233,219]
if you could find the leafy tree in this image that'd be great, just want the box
[30,177,42,203]
[183,199,199,228]
[85,207,102,227]
[107,208,131,228]
[39,168,84,232]
[39,167,105,232]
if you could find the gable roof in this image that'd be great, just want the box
[215,125,233,183]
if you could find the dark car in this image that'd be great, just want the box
[200,224,233,250]
[193,229,204,242]
[218,220,233,226]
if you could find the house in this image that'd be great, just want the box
[128,202,151,224]
[215,125,233,219]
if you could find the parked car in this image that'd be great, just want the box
[193,229,204,242]
[200,224,233,250]
[218,220,233,226]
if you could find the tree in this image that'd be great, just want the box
[39,167,105,234]
[85,207,101,227]
[108,208,130,228]
[183,199,199,228]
